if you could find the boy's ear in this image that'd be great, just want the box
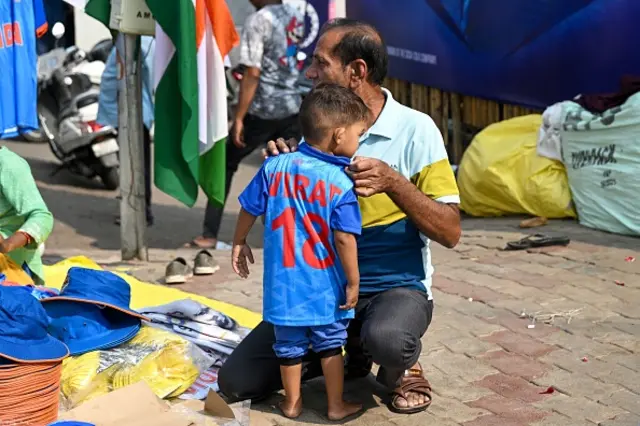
[333,127,347,145]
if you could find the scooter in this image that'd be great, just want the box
[36,23,120,190]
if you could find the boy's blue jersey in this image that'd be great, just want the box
[0,0,47,139]
[239,143,362,326]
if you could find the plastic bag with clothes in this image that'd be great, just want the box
[458,115,577,219]
[60,325,214,409]
[560,93,640,236]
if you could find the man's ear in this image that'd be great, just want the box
[348,59,368,89]
[333,127,347,145]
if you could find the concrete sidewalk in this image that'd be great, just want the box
[73,218,639,426]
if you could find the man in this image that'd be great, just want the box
[188,0,304,249]
[218,19,461,414]
[97,36,155,225]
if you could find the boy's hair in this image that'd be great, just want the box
[299,83,370,143]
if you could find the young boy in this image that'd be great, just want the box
[231,84,369,421]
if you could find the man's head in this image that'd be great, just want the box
[248,0,281,10]
[306,19,388,92]
[299,83,370,157]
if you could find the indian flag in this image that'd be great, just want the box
[147,0,239,207]
[63,0,239,207]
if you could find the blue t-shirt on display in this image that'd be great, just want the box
[239,143,362,327]
[0,0,47,139]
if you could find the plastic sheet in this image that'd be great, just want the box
[60,326,214,409]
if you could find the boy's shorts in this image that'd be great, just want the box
[273,319,349,365]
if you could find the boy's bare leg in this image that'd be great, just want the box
[279,364,303,418]
[321,354,363,421]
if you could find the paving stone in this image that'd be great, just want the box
[473,373,547,403]
[437,311,506,338]
[533,394,625,424]
[599,412,640,426]
[427,395,491,424]
[482,330,556,358]
[501,270,558,290]
[601,353,639,373]
[540,332,628,359]
[529,413,576,426]
[598,390,640,416]
[466,394,551,423]
[440,336,502,357]
[593,330,639,354]
[481,311,560,339]
[423,348,501,382]
[488,299,549,318]
[552,283,621,307]
[425,368,495,403]
[479,350,551,380]
[531,368,622,402]
[391,411,461,426]
[462,414,528,426]
[433,276,510,304]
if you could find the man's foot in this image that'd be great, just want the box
[278,398,302,419]
[387,363,432,414]
[327,401,363,421]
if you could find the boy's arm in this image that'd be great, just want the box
[233,208,258,245]
[334,230,359,310]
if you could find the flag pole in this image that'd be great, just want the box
[117,33,148,261]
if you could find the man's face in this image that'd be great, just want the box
[305,30,351,88]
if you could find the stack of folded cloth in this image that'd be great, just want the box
[0,286,70,426]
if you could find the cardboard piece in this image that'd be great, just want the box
[58,382,192,426]
[204,390,235,419]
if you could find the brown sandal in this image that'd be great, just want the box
[388,365,433,414]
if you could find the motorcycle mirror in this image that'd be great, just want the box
[52,22,66,39]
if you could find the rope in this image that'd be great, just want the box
[0,362,63,426]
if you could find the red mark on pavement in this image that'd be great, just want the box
[624,256,635,263]
[581,357,588,362]
[539,387,555,395]
[615,280,625,286]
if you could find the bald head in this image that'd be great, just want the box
[319,19,388,86]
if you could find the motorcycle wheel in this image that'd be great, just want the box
[100,167,119,190]
[21,128,48,143]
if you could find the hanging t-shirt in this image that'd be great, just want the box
[0,0,47,139]
[238,143,362,327]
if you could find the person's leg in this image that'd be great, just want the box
[273,325,310,419]
[311,320,362,420]
[358,288,434,410]
[197,114,276,246]
[217,321,322,402]
[143,126,152,223]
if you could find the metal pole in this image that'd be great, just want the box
[116,33,148,261]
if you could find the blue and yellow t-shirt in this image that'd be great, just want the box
[355,90,460,300]
[239,143,362,327]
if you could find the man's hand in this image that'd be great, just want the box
[346,157,399,197]
[231,119,245,148]
[340,283,359,310]
[262,137,299,159]
[232,243,254,278]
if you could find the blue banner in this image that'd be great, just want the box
[347,0,640,108]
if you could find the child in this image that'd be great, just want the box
[231,83,369,421]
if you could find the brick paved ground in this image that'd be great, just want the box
[8,140,639,425]
[114,219,639,426]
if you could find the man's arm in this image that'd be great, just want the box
[234,67,261,125]
[348,158,461,248]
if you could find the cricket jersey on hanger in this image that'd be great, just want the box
[0,0,47,139]
[239,143,362,326]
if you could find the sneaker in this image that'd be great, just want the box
[193,250,220,276]
[165,257,192,284]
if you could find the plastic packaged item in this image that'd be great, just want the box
[60,326,214,409]
[458,115,577,219]
[560,93,640,236]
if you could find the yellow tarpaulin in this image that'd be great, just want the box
[43,256,261,329]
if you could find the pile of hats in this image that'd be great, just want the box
[0,286,69,426]
[0,267,147,425]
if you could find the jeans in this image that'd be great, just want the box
[202,113,300,239]
[218,287,434,401]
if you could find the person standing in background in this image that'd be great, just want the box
[96,36,156,226]
[188,0,304,249]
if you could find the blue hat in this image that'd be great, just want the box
[0,286,69,363]
[41,267,147,321]
[45,301,141,356]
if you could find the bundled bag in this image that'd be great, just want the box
[560,93,640,236]
[60,326,213,408]
[458,115,576,218]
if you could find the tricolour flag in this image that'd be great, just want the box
[147,0,239,207]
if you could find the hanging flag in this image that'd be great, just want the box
[147,0,239,207]
[62,0,110,25]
